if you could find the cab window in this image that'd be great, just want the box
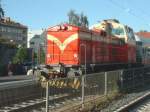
[111,26,125,36]
[127,27,135,40]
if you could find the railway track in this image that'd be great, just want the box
[0,78,81,112]
[0,97,45,112]
[0,78,44,111]
[0,75,35,83]
[116,91,150,112]
[98,88,150,112]
[0,93,82,112]
[131,97,150,112]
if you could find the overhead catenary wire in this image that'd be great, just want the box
[107,0,150,28]
[124,0,150,20]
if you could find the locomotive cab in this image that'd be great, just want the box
[134,34,143,64]
[92,19,136,64]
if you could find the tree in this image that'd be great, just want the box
[12,47,28,64]
[139,30,148,32]
[0,0,4,19]
[68,10,80,26]
[67,10,89,28]
[80,12,89,27]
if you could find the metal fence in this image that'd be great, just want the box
[45,71,121,112]
[44,66,150,112]
[0,66,149,111]
[120,66,150,91]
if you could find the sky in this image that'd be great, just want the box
[2,0,150,32]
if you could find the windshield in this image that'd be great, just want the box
[111,26,125,36]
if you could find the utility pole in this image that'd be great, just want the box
[80,44,86,109]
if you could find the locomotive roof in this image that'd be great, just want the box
[47,24,90,32]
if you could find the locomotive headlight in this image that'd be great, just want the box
[47,54,51,58]
[74,53,78,60]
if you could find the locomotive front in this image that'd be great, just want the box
[46,24,83,77]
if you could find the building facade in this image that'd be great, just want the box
[29,30,46,64]
[29,30,46,52]
[0,17,28,47]
[136,32,150,47]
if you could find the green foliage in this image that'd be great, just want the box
[12,47,28,64]
[0,1,5,19]
[67,10,89,28]
[34,52,37,59]
[0,38,18,48]
[139,30,148,32]
[0,64,5,76]
[80,12,89,27]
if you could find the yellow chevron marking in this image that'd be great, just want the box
[48,81,52,86]
[60,81,64,87]
[47,33,78,52]
[52,80,56,86]
[68,78,79,89]
[75,80,81,89]
[56,80,60,87]
[64,81,67,87]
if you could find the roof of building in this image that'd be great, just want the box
[136,32,150,38]
[0,17,27,29]
[136,32,150,47]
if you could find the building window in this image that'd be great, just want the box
[30,42,35,45]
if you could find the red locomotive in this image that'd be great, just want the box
[45,19,145,77]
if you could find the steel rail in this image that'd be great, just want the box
[115,91,150,112]
[0,79,37,90]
